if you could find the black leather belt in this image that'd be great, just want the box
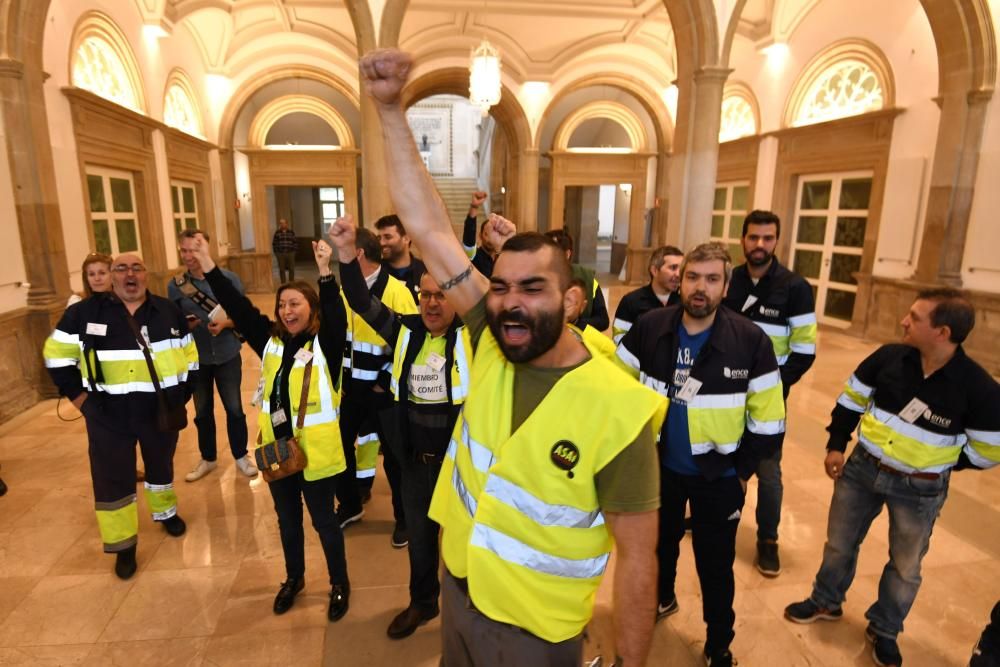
[859,448,941,481]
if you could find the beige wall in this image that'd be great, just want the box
[0,105,29,311]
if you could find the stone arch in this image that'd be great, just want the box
[162,67,204,136]
[216,65,360,149]
[662,0,722,74]
[719,80,759,141]
[783,38,895,128]
[400,67,531,155]
[553,101,649,152]
[247,95,356,148]
[535,74,671,152]
[68,10,147,113]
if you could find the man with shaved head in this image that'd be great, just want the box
[44,252,198,580]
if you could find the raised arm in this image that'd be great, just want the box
[360,49,488,316]
[329,215,401,348]
[190,236,273,357]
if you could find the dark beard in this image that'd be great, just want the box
[746,249,773,267]
[681,292,719,319]
[486,305,565,363]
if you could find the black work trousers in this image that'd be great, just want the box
[658,467,745,655]
[400,454,443,610]
[268,471,349,587]
[334,389,404,526]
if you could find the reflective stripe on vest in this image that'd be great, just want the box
[856,404,965,472]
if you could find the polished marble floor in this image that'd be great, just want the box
[0,296,997,666]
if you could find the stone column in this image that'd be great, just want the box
[0,58,70,308]
[0,57,72,398]
[360,90,392,226]
[666,66,729,249]
[515,148,539,231]
[914,90,992,286]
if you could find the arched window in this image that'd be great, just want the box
[70,12,145,113]
[785,40,894,128]
[163,70,203,137]
[719,84,759,142]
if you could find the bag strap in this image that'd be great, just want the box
[122,310,165,396]
[296,356,314,430]
[174,274,220,316]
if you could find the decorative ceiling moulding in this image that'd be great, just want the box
[162,67,205,138]
[68,10,148,114]
[553,100,649,153]
[246,95,355,149]
[719,80,759,142]
[782,38,895,129]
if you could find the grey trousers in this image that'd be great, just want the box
[440,570,583,667]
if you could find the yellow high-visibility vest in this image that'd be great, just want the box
[258,336,345,481]
[429,327,666,642]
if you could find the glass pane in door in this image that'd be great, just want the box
[824,289,857,321]
[183,187,195,212]
[110,178,134,213]
[839,178,872,209]
[88,175,106,212]
[793,250,823,279]
[93,219,111,255]
[796,216,827,244]
[728,215,743,239]
[834,217,867,248]
[731,186,749,211]
[116,219,138,252]
[800,181,831,209]
[171,187,180,214]
[829,253,862,285]
[713,187,727,210]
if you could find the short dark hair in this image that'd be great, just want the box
[273,281,321,338]
[178,228,210,243]
[355,227,382,263]
[649,245,684,274]
[500,232,572,290]
[374,214,405,235]
[916,287,976,343]
[742,210,781,238]
[544,228,574,256]
[681,242,733,285]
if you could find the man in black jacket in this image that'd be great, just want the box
[613,245,683,343]
[723,210,816,578]
[377,214,426,305]
[331,214,485,640]
[617,241,785,667]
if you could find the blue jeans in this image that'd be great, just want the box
[192,355,248,461]
[810,447,950,639]
[756,445,782,541]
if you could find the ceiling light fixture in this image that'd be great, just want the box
[469,1,501,115]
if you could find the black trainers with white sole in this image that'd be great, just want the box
[784,598,843,624]
[656,597,679,622]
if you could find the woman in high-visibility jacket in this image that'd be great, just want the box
[189,235,352,622]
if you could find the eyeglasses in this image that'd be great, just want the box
[112,264,147,274]
[418,291,446,303]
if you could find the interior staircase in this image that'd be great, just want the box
[432,177,479,231]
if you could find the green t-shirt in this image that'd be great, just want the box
[463,297,660,513]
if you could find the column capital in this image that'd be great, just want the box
[693,66,733,85]
[0,58,25,79]
[968,88,994,105]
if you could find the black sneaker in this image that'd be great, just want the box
[391,523,409,549]
[704,648,737,666]
[337,506,364,530]
[656,596,679,622]
[866,627,902,666]
[756,540,781,577]
[114,545,137,580]
[0,476,7,497]
[161,515,186,537]
[784,598,843,624]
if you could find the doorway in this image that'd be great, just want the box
[790,172,873,326]
[266,185,347,274]
[561,184,632,276]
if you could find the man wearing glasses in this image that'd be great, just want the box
[44,253,199,579]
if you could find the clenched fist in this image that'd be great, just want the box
[313,239,333,276]
[359,49,413,106]
[328,215,359,263]
[484,213,516,252]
